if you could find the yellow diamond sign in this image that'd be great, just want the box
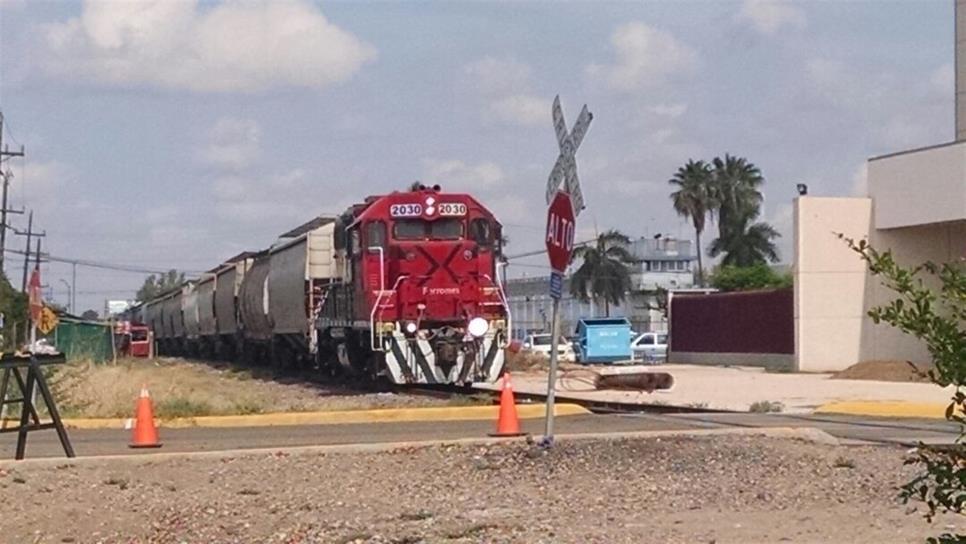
[37,306,59,335]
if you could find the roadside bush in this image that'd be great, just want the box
[709,263,791,292]
[844,235,966,543]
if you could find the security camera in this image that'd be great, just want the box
[796,183,808,196]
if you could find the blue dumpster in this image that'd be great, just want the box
[573,317,632,364]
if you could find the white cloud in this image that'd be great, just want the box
[489,94,547,126]
[463,57,532,96]
[201,117,260,171]
[737,0,806,35]
[421,158,506,191]
[586,22,697,92]
[649,103,688,118]
[850,162,868,197]
[41,0,376,92]
[464,57,547,127]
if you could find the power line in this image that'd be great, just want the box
[504,238,594,260]
[2,248,204,276]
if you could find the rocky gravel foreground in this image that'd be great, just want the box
[0,435,956,543]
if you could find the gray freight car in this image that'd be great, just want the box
[196,274,217,357]
[268,217,336,366]
[213,254,253,359]
[238,250,272,364]
[182,282,201,355]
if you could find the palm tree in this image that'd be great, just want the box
[708,216,780,267]
[669,159,713,286]
[710,154,764,236]
[569,230,635,317]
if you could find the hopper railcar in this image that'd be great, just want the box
[140,185,510,385]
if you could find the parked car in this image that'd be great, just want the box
[522,333,575,362]
[631,332,668,362]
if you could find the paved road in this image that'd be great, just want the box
[1,411,960,460]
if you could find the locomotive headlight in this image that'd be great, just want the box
[467,317,489,338]
[405,322,418,334]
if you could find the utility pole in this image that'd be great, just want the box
[14,211,44,292]
[0,111,26,276]
[0,170,24,275]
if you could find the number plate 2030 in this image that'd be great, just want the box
[438,203,467,216]
[390,204,423,217]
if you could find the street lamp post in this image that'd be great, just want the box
[59,279,71,313]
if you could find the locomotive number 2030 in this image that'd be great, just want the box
[390,204,423,217]
[438,203,467,216]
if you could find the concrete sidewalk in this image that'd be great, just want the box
[477,364,954,416]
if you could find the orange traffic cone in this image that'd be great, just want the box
[489,373,525,437]
[129,385,162,448]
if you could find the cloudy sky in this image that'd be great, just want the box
[0,0,954,313]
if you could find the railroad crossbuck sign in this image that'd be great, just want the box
[546,190,576,274]
[545,95,592,215]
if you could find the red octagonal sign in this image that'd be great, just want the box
[546,191,576,273]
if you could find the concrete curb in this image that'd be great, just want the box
[815,401,953,419]
[0,426,840,468]
[0,403,590,430]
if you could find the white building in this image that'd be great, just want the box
[506,236,695,338]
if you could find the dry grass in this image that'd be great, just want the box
[43,357,453,419]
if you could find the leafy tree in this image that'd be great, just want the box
[80,309,99,321]
[136,269,185,302]
[844,235,966,544]
[0,271,27,349]
[710,263,791,292]
[569,230,635,317]
[701,154,780,266]
[708,215,781,267]
[710,154,764,233]
[669,159,714,286]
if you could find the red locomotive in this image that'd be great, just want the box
[140,184,510,385]
[318,184,510,384]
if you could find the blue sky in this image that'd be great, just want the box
[0,0,955,313]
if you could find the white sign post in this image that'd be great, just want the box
[542,96,591,449]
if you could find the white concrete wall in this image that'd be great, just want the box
[869,142,966,229]
[794,197,873,372]
[795,196,966,372]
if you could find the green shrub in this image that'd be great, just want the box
[845,235,966,543]
[710,263,791,292]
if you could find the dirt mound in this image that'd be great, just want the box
[832,360,933,383]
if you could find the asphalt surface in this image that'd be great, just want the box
[0,411,960,460]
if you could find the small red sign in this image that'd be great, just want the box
[545,191,576,273]
[28,268,42,323]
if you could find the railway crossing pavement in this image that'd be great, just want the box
[0,411,959,460]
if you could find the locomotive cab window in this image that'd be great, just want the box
[394,220,425,240]
[367,221,386,249]
[349,228,360,257]
[393,219,464,240]
[430,219,462,240]
[471,218,491,246]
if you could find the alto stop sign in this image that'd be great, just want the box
[545,191,576,273]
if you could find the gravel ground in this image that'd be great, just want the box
[0,434,958,543]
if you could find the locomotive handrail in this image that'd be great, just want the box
[370,274,408,351]
[483,268,512,348]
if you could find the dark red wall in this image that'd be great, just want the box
[670,289,794,354]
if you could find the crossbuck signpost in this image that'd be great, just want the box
[542,95,591,447]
